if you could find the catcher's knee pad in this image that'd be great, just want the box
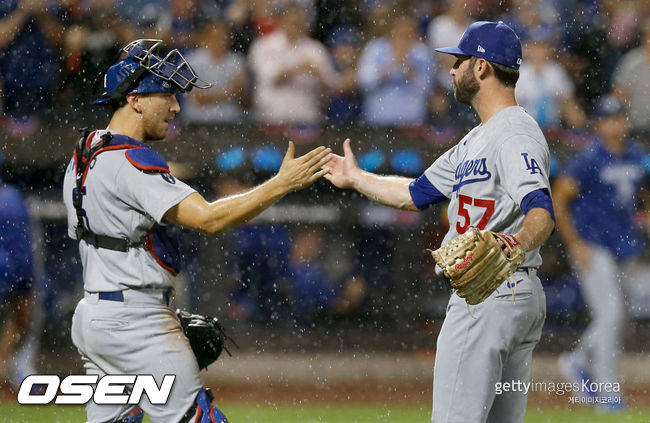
[115,408,143,423]
[181,388,228,423]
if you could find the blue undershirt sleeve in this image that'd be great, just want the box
[408,174,448,210]
[521,188,555,222]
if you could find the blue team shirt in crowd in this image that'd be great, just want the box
[0,183,34,298]
[0,0,60,114]
[564,138,646,258]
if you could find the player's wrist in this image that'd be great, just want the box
[509,231,530,252]
[349,168,365,190]
[497,232,520,248]
[265,175,290,197]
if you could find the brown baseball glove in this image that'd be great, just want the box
[429,227,525,305]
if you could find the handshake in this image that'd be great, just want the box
[274,136,420,215]
[273,138,367,194]
[275,138,416,216]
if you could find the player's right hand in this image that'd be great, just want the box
[276,141,331,192]
[322,138,361,189]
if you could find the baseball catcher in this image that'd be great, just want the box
[63,38,331,423]
[429,227,525,305]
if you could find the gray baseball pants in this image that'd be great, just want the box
[571,244,626,391]
[432,269,546,423]
[71,290,202,423]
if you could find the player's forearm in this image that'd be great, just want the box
[201,176,289,234]
[352,171,418,211]
[166,178,288,235]
[551,178,583,246]
[514,208,554,252]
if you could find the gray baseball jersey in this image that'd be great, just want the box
[421,106,551,266]
[410,106,551,423]
[62,130,196,292]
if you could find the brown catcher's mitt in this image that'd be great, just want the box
[429,227,525,305]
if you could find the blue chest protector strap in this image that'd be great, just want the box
[73,130,146,252]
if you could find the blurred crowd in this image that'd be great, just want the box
[0,0,649,138]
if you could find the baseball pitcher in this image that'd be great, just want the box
[323,22,555,422]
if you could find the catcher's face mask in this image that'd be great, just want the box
[94,39,212,105]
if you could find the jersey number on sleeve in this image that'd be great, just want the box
[456,195,495,233]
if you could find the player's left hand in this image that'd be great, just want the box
[430,228,525,305]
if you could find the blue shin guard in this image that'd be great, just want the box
[194,388,228,423]
[116,408,143,423]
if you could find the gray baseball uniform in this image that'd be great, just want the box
[63,130,201,422]
[411,106,550,422]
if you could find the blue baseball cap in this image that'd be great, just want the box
[435,21,522,70]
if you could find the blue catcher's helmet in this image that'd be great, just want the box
[94,39,211,105]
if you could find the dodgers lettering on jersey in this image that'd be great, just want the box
[565,139,645,258]
[452,158,491,192]
[62,130,196,292]
[412,106,551,268]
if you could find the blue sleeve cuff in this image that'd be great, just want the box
[409,174,447,210]
[521,189,555,222]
